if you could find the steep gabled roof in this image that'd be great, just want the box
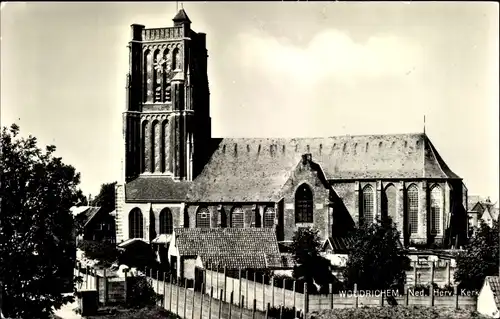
[173,228,282,269]
[73,206,103,227]
[173,9,191,23]
[187,133,460,202]
[485,276,500,310]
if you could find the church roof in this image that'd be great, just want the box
[125,176,191,202]
[186,133,460,203]
[173,228,282,269]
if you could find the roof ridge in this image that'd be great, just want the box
[219,132,425,141]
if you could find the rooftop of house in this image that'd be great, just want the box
[484,276,500,310]
[172,227,282,269]
[125,133,462,203]
[71,206,103,227]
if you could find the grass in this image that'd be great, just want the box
[83,306,180,319]
[309,306,490,319]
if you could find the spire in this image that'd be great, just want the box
[173,8,191,24]
[423,115,426,134]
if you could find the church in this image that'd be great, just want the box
[115,9,469,256]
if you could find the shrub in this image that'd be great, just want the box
[268,306,299,319]
[126,276,162,308]
[78,240,120,267]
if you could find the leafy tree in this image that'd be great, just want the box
[454,220,499,291]
[343,218,410,291]
[91,181,117,213]
[77,240,120,267]
[291,227,340,293]
[0,124,83,318]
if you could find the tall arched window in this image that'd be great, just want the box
[141,121,148,173]
[407,184,419,234]
[149,209,156,241]
[264,207,275,228]
[129,208,144,239]
[430,185,442,235]
[362,185,374,224]
[231,207,244,228]
[382,184,397,222]
[159,208,173,234]
[295,184,313,223]
[196,207,211,228]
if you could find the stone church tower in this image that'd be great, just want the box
[123,9,211,183]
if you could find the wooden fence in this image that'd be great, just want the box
[74,263,477,319]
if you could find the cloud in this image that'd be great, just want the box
[233,29,424,86]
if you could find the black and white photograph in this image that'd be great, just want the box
[0,2,498,319]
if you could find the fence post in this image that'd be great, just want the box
[304,282,308,319]
[413,261,417,286]
[431,261,435,285]
[124,270,128,304]
[282,278,286,307]
[354,283,358,308]
[265,303,270,319]
[169,274,173,311]
[253,272,257,309]
[191,279,196,319]
[103,268,108,306]
[199,283,205,319]
[404,285,409,306]
[293,280,296,311]
[176,276,180,315]
[208,286,213,319]
[379,290,384,306]
[238,268,243,307]
[86,266,89,289]
[156,270,160,297]
[163,272,166,308]
[329,283,333,309]
[454,285,459,310]
[218,289,223,319]
[446,261,451,285]
[262,274,266,310]
[223,266,227,302]
[210,264,214,292]
[246,270,249,308]
[94,269,98,290]
[430,282,435,306]
[271,276,275,308]
[240,295,245,319]
[216,264,219,299]
[252,299,257,319]
[184,278,188,319]
[229,292,233,319]
[280,305,284,319]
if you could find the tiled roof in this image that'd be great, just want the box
[73,206,102,227]
[125,176,191,202]
[486,276,500,309]
[173,228,282,269]
[323,236,356,253]
[187,133,460,202]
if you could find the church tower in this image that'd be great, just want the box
[123,9,211,182]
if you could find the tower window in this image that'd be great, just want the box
[129,208,144,239]
[430,185,442,235]
[196,207,211,228]
[159,208,173,234]
[231,207,244,228]
[264,207,275,228]
[407,184,419,234]
[295,184,313,223]
[361,185,374,224]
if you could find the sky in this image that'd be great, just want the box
[1,2,498,201]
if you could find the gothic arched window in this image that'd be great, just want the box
[407,184,419,234]
[430,185,443,235]
[231,207,245,228]
[362,185,374,224]
[382,184,397,222]
[264,207,275,228]
[129,208,144,239]
[159,208,173,234]
[196,207,211,229]
[295,184,313,223]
